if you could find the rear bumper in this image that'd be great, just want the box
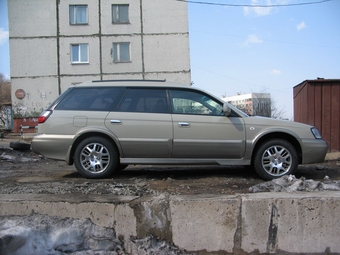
[301,138,328,164]
[31,134,74,163]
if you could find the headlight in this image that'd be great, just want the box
[311,127,322,139]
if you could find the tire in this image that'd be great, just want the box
[10,142,31,151]
[252,139,298,180]
[74,136,118,179]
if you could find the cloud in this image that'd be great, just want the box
[297,21,306,31]
[244,0,290,16]
[244,0,273,16]
[243,34,263,47]
[271,69,282,75]
[0,28,9,45]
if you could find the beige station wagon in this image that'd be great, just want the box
[32,80,328,180]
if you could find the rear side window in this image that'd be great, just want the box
[117,88,169,113]
[55,87,124,111]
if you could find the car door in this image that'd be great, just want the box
[105,88,173,158]
[170,89,246,159]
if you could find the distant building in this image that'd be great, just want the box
[8,0,190,130]
[294,78,340,152]
[222,93,271,117]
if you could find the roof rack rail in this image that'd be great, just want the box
[91,79,166,83]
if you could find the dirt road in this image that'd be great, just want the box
[1,147,340,196]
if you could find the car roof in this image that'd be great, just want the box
[74,80,191,88]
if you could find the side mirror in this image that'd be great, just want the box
[223,103,231,117]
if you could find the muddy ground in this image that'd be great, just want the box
[1,147,340,196]
[2,142,340,255]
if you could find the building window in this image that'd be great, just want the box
[112,4,129,24]
[113,43,130,62]
[70,5,88,25]
[71,44,89,63]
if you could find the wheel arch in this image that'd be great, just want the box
[251,132,302,165]
[68,131,121,165]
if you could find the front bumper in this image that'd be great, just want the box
[301,138,328,164]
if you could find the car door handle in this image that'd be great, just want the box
[110,120,122,124]
[178,122,191,127]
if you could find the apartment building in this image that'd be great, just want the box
[222,93,271,117]
[8,0,191,121]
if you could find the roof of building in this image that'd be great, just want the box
[294,78,340,88]
[221,93,271,102]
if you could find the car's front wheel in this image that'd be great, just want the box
[253,139,298,180]
[74,136,118,179]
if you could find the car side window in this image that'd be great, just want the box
[55,87,124,111]
[116,88,169,113]
[169,89,224,116]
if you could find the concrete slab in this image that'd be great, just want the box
[2,192,340,254]
[170,195,241,253]
[241,192,340,253]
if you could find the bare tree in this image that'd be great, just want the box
[253,88,286,119]
[0,74,11,104]
[271,98,286,120]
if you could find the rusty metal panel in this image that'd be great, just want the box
[330,83,340,152]
[293,81,308,123]
[313,84,323,134]
[321,84,332,150]
[294,79,340,152]
[306,82,315,126]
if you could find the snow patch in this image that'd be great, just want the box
[249,175,340,193]
[0,215,123,255]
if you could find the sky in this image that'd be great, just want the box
[0,0,340,119]
[187,0,340,119]
[0,0,9,78]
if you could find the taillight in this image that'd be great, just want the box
[38,110,52,124]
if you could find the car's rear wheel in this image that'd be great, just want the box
[253,139,298,180]
[74,136,118,179]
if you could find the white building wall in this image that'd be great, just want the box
[142,0,189,34]
[101,0,141,35]
[8,0,57,37]
[101,35,143,74]
[222,93,271,104]
[10,38,58,77]
[11,77,59,117]
[59,37,101,75]
[59,0,99,36]
[144,73,189,83]
[144,34,190,73]
[8,0,191,119]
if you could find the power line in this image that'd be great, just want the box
[176,0,334,7]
